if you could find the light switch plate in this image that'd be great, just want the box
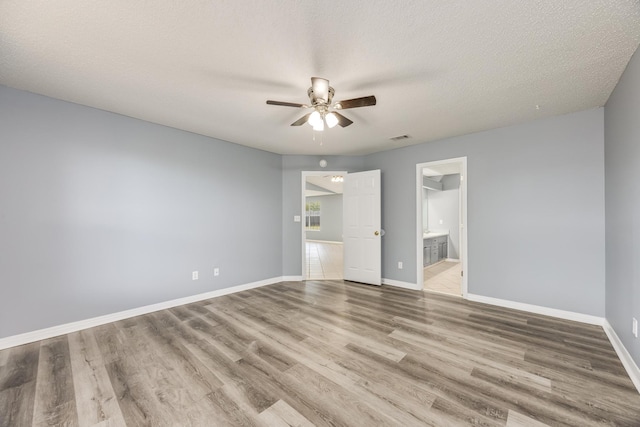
[294,215,301,222]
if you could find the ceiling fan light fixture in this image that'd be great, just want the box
[308,111,322,127]
[325,112,339,128]
[267,76,376,133]
[312,119,324,132]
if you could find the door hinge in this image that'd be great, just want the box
[461,270,464,277]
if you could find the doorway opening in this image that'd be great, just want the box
[302,171,346,280]
[416,157,468,297]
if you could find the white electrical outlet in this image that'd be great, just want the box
[294,215,301,222]
[214,268,220,277]
[633,318,638,338]
[398,261,403,269]
[192,271,199,280]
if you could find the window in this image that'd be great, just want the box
[305,201,321,230]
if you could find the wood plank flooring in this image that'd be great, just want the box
[1,280,639,426]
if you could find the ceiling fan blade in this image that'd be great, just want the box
[267,100,307,108]
[333,112,353,127]
[311,77,330,103]
[291,113,312,126]
[335,95,376,110]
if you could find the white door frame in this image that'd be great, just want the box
[301,170,347,280]
[416,157,468,297]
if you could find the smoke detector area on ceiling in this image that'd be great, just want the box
[390,135,411,141]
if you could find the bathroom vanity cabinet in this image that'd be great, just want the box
[423,233,448,267]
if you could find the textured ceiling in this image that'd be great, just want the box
[1,1,639,155]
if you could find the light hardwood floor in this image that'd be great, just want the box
[1,280,639,426]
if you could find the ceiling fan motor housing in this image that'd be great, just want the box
[307,85,334,106]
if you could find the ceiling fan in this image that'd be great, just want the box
[267,77,376,131]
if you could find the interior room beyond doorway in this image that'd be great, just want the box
[304,173,344,280]
[419,158,467,297]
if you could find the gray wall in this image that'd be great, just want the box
[605,47,640,366]
[305,194,343,242]
[427,174,460,259]
[0,82,614,339]
[364,108,606,316]
[0,85,283,338]
[282,155,366,276]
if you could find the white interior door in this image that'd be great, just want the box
[343,170,381,285]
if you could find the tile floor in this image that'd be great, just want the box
[306,241,462,294]
[305,240,343,280]
[423,260,462,296]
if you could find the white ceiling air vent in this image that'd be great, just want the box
[390,135,411,141]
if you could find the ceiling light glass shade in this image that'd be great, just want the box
[325,112,339,128]
[308,111,322,127]
[312,119,324,131]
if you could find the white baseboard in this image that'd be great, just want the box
[282,275,303,282]
[0,276,284,351]
[466,293,605,326]
[382,278,421,290]
[603,320,640,394]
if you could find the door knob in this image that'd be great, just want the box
[374,231,380,236]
